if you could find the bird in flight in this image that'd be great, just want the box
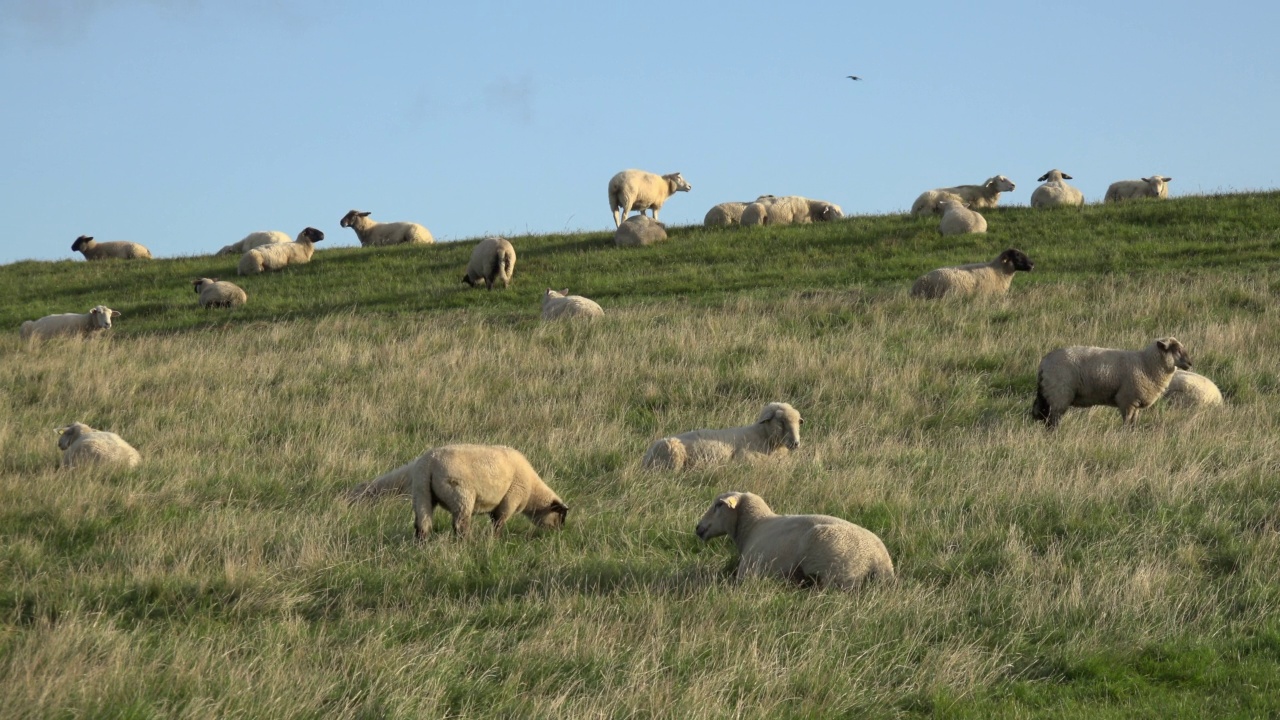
[846,75,862,81]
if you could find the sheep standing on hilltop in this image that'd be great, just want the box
[192,278,248,308]
[1033,337,1191,428]
[71,235,151,260]
[339,210,434,246]
[642,402,803,471]
[608,169,691,227]
[20,305,120,341]
[57,422,141,469]
[1030,169,1085,208]
[910,248,1034,299]
[217,231,290,256]
[1105,176,1172,203]
[462,237,517,290]
[238,227,323,275]
[911,176,1015,216]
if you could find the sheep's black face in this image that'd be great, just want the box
[1003,249,1034,272]
[533,501,569,530]
[1157,339,1192,371]
[72,235,92,252]
[302,227,324,243]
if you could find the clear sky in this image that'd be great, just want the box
[2,1,1276,264]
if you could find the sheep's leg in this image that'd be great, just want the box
[1120,405,1140,425]
[612,207,622,228]
[651,208,660,222]
[489,496,520,534]
[451,492,476,537]
[414,499,434,541]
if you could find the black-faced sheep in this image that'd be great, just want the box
[608,169,691,227]
[71,235,151,260]
[542,288,604,320]
[237,227,324,275]
[642,402,803,471]
[1032,337,1191,428]
[1030,169,1085,208]
[461,237,517,290]
[910,249,1034,299]
[910,176,1015,216]
[339,210,434,246]
[192,278,247,308]
[20,305,120,341]
[57,422,141,469]
[1104,176,1172,203]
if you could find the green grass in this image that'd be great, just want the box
[1,193,1279,718]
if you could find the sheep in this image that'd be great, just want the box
[71,235,151,260]
[910,175,1016,216]
[1162,369,1223,407]
[614,215,668,247]
[192,278,248,308]
[910,248,1034,299]
[695,491,894,590]
[339,210,434,246]
[608,169,692,227]
[1032,337,1191,428]
[1104,176,1172,203]
[364,443,569,538]
[937,197,988,236]
[542,288,604,320]
[216,230,291,256]
[20,305,120,341]
[642,402,803,471]
[461,237,517,290]
[56,422,141,469]
[739,196,843,227]
[1030,169,1085,208]
[908,190,964,217]
[237,227,324,275]
[703,196,776,226]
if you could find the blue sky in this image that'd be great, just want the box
[1,1,1276,264]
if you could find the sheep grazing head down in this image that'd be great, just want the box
[530,500,570,530]
[339,210,370,228]
[89,305,120,330]
[758,402,803,451]
[1155,337,1192,371]
[999,249,1035,273]
[695,492,746,541]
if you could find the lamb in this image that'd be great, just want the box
[910,175,1016,216]
[339,210,434,246]
[192,278,248,308]
[703,196,777,226]
[695,491,894,590]
[237,227,324,275]
[1104,176,1172,203]
[642,402,803,471]
[216,230,290,256]
[20,305,120,341]
[739,196,843,226]
[608,169,692,227]
[56,422,141,469]
[542,288,604,320]
[936,197,988,236]
[71,235,151,260]
[1030,169,1085,208]
[461,237,517,290]
[1032,337,1191,428]
[364,443,569,538]
[614,215,668,247]
[1161,369,1223,407]
[910,248,1034,299]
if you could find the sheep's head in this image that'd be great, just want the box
[815,202,843,221]
[298,227,325,243]
[986,175,1016,193]
[339,210,371,228]
[88,305,120,330]
[72,235,93,252]
[998,249,1034,273]
[1142,176,1172,197]
[757,402,803,451]
[1037,170,1071,182]
[695,492,744,540]
[543,288,568,305]
[57,422,92,450]
[664,173,692,194]
[530,499,570,530]
[192,278,215,294]
[1155,338,1192,371]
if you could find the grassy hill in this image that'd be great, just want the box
[2,193,1279,717]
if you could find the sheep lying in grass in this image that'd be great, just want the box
[910,249,1034,299]
[908,190,963,217]
[339,210,434,246]
[642,402,803,471]
[695,491,894,590]
[740,196,842,226]
[57,422,141,469]
[71,235,151,260]
[937,197,988,236]
[704,196,777,226]
[608,169,691,227]
[462,237,517,290]
[1105,176,1172,203]
[1030,169,1085,208]
[1033,337,1191,428]
[910,176,1015,216]
[192,278,247,308]
[238,227,324,275]
[615,215,668,247]
[1162,369,1223,407]
[216,231,290,256]
[20,305,120,341]
[542,288,604,320]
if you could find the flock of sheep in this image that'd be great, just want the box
[25,166,1224,591]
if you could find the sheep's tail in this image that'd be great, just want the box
[346,461,414,503]
[1031,370,1051,425]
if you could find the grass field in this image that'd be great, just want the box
[2,194,1279,718]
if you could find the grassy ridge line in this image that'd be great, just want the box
[2,192,1278,335]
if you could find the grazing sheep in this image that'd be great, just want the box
[237,227,324,275]
[615,215,668,247]
[1162,369,1223,407]
[1032,337,1191,428]
[192,278,247,308]
[542,288,604,320]
[642,402,803,471]
[1104,176,1172,203]
[71,235,151,260]
[461,236,517,290]
[910,176,1016,216]
[910,248,1034,299]
[20,305,120,341]
[608,169,691,227]
[339,210,434,246]
[739,196,843,227]
[1030,169,1085,208]
[937,197,988,236]
[216,230,291,256]
[57,422,141,469]
[695,491,894,590]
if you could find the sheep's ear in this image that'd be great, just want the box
[1062,173,1072,180]
[560,288,570,296]
[110,310,121,319]
[1156,339,1171,352]
[551,500,569,515]
[359,211,371,218]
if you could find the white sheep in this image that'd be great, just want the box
[71,235,151,260]
[339,210,434,246]
[192,278,248,308]
[1032,337,1191,428]
[910,176,1016,216]
[237,227,324,275]
[936,197,988,236]
[910,248,1035,299]
[1104,176,1172,203]
[20,305,120,341]
[461,237,517,290]
[695,491,894,590]
[739,196,843,227]
[1030,169,1085,208]
[614,215,668,247]
[642,402,803,471]
[608,169,691,227]
[908,190,964,217]
[542,288,604,320]
[1162,369,1224,407]
[703,196,777,226]
[57,422,141,469]
[216,230,291,256]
